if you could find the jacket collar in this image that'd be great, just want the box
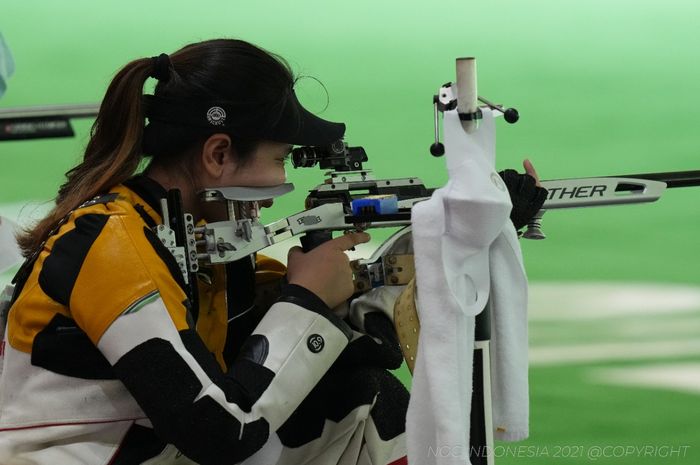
[119,175,168,226]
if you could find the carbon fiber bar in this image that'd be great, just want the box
[615,170,700,188]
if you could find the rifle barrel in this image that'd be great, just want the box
[615,170,700,188]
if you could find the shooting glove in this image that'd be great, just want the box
[498,169,548,231]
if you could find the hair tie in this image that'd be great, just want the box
[149,53,171,82]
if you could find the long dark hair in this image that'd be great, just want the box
[17,39,295,257]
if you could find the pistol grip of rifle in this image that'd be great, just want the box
[300,231,333,252]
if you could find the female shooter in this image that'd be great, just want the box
[0,38,546,465]
[0,39,409,465]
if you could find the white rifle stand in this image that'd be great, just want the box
[457,56,495,465]
[407,57,515,465]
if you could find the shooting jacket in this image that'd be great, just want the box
[0,176,353,465]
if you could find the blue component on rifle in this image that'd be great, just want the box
[351,195,399,216]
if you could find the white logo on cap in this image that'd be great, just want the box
[206,106,226,126]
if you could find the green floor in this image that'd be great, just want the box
[512,286,700,464]
[2,1,699,462]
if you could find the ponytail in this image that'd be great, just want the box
[17,57,154,257]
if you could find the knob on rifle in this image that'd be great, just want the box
[477,96,519,124]
[521,209,546,240]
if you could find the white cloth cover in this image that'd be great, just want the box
[488,230,529,442]
[0,216,22,273]
[406,106,529,464]
[0,32,15,98]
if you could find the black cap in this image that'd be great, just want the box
[143,90,345,146]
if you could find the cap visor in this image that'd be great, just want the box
[264,91,345,146]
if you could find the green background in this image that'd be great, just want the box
[1,0,699,463]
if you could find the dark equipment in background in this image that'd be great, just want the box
[0,103,98,141]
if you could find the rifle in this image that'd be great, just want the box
[4,103,697,286]
[161,140,700,292]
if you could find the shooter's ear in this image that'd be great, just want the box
[200,133,234,180]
